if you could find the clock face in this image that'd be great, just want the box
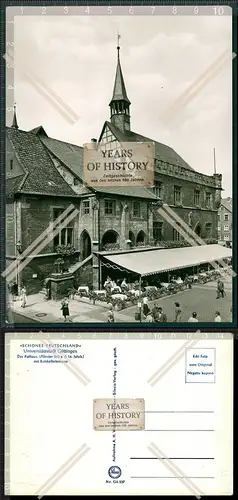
[124,122,130,131]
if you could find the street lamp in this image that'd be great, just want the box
[16,240,23,295]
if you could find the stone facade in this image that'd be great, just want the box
[218,198,232,246]
[153,168,221,243]
[6,189,156,293]
[5,42,223,295]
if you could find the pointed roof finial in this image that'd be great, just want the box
[117,30,121,59]
[12,102,19,129]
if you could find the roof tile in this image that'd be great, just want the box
[105,121,194,171]
[6,127,76,197]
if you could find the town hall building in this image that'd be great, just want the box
[6,41,222,294]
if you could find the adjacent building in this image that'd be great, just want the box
[6,41,222,293]
[218,197,232,247]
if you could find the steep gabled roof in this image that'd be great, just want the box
[40,135,159,200]
[30,126,48,136]
[102,121,194,172]
[6,127,76,197]
[221,198,232,212]
[40,136,84,179]
[6,174,25,197]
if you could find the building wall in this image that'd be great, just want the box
[218,202,232,244]
[6,202,16,256]
[98,197,152,247]
[153,171,220,242]
[155,172,217,210]
[20,195,81,254]
[155,159,221,200]
[153,206,218,242]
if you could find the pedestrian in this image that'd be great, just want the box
[216,279,225,299]
[107,304,115,323]
[156,307,167,323]
[121,278,128,292]
[143,302,150,317]
[69,287,76,300]
[20,285,27,308]
[152,303,159,321]
[11,282,18,301]
[104,276,112,294]
[188,312,198,322]
[145,311,153,322]
[174,302,182,322]
[214,311,221,322]
[61,297,70,322]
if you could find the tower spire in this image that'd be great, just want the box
[11,103,19,129]
[109,34,131,133]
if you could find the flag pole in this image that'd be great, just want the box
[213,147,217,175]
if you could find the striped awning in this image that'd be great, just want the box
[100,244,232,277]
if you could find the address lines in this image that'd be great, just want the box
[130,409,215,480]
[7,5,232,17]
[140,409,214,432]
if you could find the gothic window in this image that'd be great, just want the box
[173,229,180,241]
[154,182,162,198]
[205,192,212,207]
[105,199,116,216]
[133,202,141,218]
[82,200,90,214]
[153,222,163,241]
[194,190,200,206]
[52,208,74,249]
[174,185,181,204]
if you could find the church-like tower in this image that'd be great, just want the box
[109,36,131,133]
[11,103,19,129]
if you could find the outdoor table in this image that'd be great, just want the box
[111,285,121,293]
[95,290,107,297]
[111,293,127,300]
[77,286,89,293]
[130,289,140,297]
[173,278,183,284]
[161,282,169,289]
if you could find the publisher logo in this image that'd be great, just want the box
[108,465,121,479]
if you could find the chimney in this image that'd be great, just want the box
[84,138,98,151]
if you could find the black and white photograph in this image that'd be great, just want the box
[5,6,234,324]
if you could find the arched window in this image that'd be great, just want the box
[80,230,92,260]
[136,230,146,246]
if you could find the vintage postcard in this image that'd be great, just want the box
[5,331,233,495]
[4,5,234,325]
